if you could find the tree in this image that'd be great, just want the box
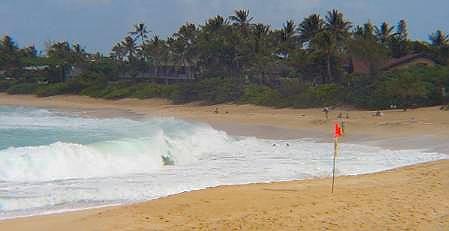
[1,35,18,53]
[311,31,336,83]
[297,14,324,48]
[197,15,238,77]
[171,23,198,68]
[353,22,376,41]
[325,9,352,48]
[385,73,428,111]
[143,35,169,75]
[129,23,150,47]
[120,36,137,62]
[203,15,229,32]
[111,42,127,62]
[46,41,72,61]
[390,20,410,58]
[397,20,408,41]
[228,9,254,32]
[429,30,449,47]
[246,23,276,82]
[19,45,38,58]
[0,35,20,69]
[72,43,87,63]
[252,23,271,53]
[375,22,395,45]
[281,20,296,42]
[350,25,388,75]
[278,20,297,57]
[429,30,449,64]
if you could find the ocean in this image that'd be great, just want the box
[0,105,446,219]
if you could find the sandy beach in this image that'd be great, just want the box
[1,94,448,140]
[0,93,448,230]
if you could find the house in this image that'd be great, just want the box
[65,65,84,79]
[349,53,436,75]
[23,65,50,71]
[118,65,197,84]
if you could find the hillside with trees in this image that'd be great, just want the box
[1,9,448,109]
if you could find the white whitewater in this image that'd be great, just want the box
[0,106,446,219]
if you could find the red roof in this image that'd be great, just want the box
[383,53,426,70]
[350,53,433,74]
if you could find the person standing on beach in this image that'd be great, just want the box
[323,107,329,120]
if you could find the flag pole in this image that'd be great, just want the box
[331,137,338,193]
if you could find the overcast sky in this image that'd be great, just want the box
[1,0,448,53]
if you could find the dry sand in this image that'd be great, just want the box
[0,93,448,230]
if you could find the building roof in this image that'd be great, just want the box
[350,53,434,74]
[383,53,428,70]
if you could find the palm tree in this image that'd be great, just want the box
[121,36,137,62]
[252,23,271,53]
[249,23,273,80]
[129,23,150,46]
[353,22,375,40]
[203,15,229,32]
[156,37,169,68]
[253,23,271,40]
[47,41,72,61]
[172,23,198,68]
[72,43,86,63]
[281,20,296,42]
[229,9,254,32]
[1,35,18,53]
[375,22,395,45]
[277,20,297,57]
[311,31,336,83]
[397,20,408,41]
[390,20,409,57]
[111,42,126,62]
[297,14,324,46]
[325,9,352,46]
[143,35,169,75]
[429,30,449,47]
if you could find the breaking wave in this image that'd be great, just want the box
[0,106,446,218]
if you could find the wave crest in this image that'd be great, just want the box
[0,125,231,182]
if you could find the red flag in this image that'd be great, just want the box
[334,122,343,138]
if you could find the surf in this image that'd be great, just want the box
[0,106,446,219]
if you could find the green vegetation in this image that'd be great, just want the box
[6,83,39,95]
[345,66,449,109]
[1,9,448,109]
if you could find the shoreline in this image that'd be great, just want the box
[0,94,449,230]
[1,160,448,230]
[0,158,446,219]
[1,93,448,152]
[1,93,449,138]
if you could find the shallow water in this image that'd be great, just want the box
[0,106,446,219]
